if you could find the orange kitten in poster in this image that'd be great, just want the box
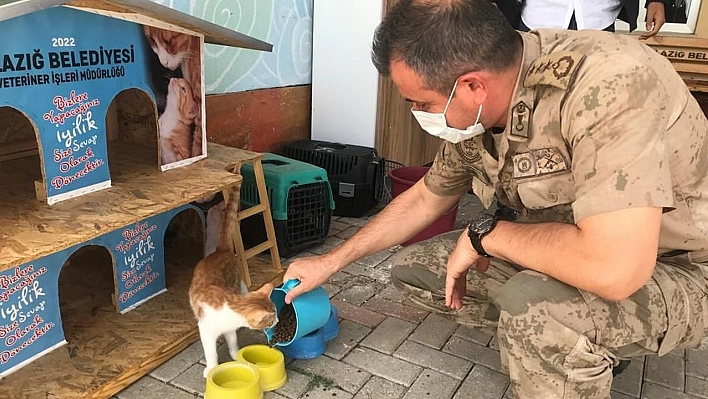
[144,26,203,161]
[158,78,197,165]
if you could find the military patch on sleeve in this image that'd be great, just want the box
[454,140,490,185]
[454,140,482,164]
[523,51,586,90]
[512,147,569,178]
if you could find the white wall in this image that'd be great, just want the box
[311,1,383,147]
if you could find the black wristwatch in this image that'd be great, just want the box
[467,214,499,258]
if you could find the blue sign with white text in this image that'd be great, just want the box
[0,249,69,378]
[0,204,203,377]
[0,6,155,204]
[106,212,172,313]
[0,6,205,204]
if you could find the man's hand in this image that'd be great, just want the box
[282,255,336,304]
[445,229,490,310]
[641,2,665,39]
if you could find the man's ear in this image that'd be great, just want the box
[456,71,489,106]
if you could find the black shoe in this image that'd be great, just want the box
[612,359,631,377]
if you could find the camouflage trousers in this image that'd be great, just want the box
[390,229,708,399]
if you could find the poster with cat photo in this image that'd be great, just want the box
[143,26,206,171]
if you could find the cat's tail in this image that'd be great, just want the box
[216,164,243,253]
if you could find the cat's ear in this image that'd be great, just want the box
[143,26,157,49]
[257,283,274,296]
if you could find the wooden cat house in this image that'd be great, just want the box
[0,1,275,397]
[0,0,271,205]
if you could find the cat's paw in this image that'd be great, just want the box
[203,365,215,378]
[229,349,239,361]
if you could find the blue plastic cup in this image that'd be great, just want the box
[279,327,326,360]
[322,306,340,342]
[265,279,331,347]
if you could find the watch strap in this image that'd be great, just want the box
[467,215,499,258]
[470,232,492,258]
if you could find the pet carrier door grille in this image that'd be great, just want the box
[286,181,331,247]
[284,147,358,178]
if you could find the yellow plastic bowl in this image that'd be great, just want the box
[237,344,287,391]
[205,362,262,399]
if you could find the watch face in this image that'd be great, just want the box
[471,215,494,234]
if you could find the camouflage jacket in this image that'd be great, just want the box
[425,30,708,257]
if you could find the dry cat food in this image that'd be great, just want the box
[270,303,297,345]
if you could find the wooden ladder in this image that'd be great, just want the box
[223,152,281,288]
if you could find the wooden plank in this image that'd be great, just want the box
[254,159,282,271]
[673,61,708,74]
[233,217,252,287]
[237,203,268,220]
[644,35,708,78]
[0,139,37,156]
[225,155,282,286]
[684,77,708,92]
[649,45,708,70]
[653,46,708,63]
[245,241,274,260]
[0,143,261,271]
[0,147,38,162]
[247,256,285,290]
[375,73,441,166]
[34,179,47,201]
[373,0,442,167]
[86,328,199,399]
[645,35,708,48]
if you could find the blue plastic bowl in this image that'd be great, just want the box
[279,327,326,360]
[322,306,339,342]
[265,279,331,347]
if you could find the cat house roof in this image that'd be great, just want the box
[0,0,272,52]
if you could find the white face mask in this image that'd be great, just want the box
[411,80,485,143]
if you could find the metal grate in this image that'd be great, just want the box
[375,159,405,204]
[283,147,358,178]
[286,182,331,247]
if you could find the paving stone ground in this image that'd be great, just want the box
[114,194,708,399]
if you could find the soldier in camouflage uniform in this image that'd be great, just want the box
[283,0,708,397]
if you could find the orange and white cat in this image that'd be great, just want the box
[159,77,197,164]
[144,26,203,159]
[189,174,277,378]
